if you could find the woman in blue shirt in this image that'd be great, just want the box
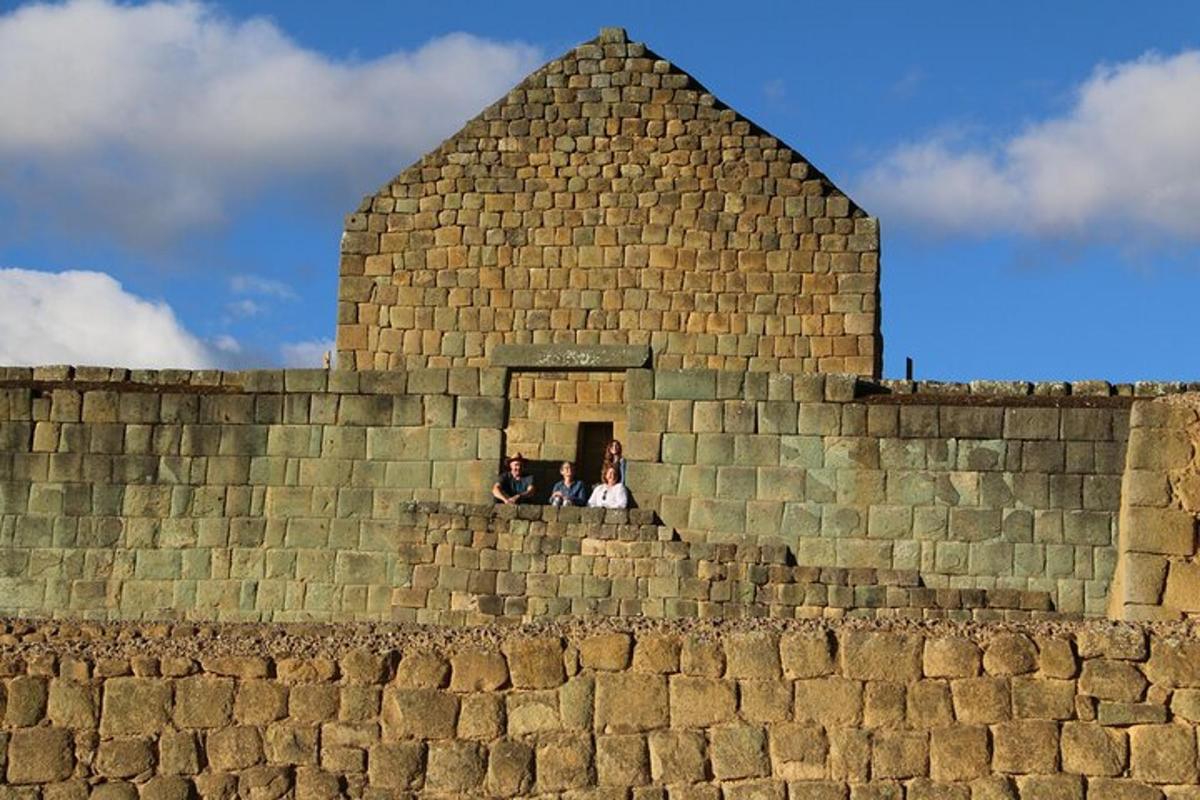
[549,461,588,507]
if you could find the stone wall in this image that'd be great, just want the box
[1110,396,1200,620]
[2,618,1200,798]
[0,367,1150,621]
[336,28,881,376]
[625,371,1130,617]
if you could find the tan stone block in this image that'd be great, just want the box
[263,722,318,766]
[929,725,989,782]
[923,637,981,678]
[768,721,827,780]
[741,679,793,723]
[596,672,668,732]
[991,720,1058,773]
[200,656,269,679]
[484,739,532,796]
[458,693,504,740]
[1125,507,1196,556]
[795,677,863,726]
[951,678,1010,724]
[982,634,1037,676]
[5,676,47,726]
[580,633,633,671]
[159,730,201,776]
[840,631,922,681]
[536,734,593,792]
[6,727,74,784]
[681,636,725,677]
[140,776,192,800]
[596,734,649,786]
[1130,724,1197,783]
[234,680,288,725]
[426,740,486,793]
[450,650,509,691]
[711,725,770,780]
[1087,778,1166,800]
[505,690,560,735]
[828,728,871,783]
[780,631,834,678]
[632,634,681,673]
[339,649,389,685]
[381,687,458,739]
[669,675,737,727]
[1164,562,1200,612]
[503,637,565,689]
[206,726,263,771]
[367,742,424,790]
[47,680,96,729]
[1078,660,1147,702]
[1061,722,1127,776]
[908,681,954,728]
[100,677,172,735]
[725,633,782,679]
[1035,637,1078,679]
[1011,677,1075,720]
[1145,639,1200,687]
[866,731,924,782]
[392,652,449,688]
[1014,775,1083,800]
[173,677,234,728]
[288,684,339,724]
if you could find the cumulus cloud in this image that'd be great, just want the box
[281,339,334,368]
[0,0,542,248]
[0,268,217,367]
[230,274,297,300]
[858,50,1200,242]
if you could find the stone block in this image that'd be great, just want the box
[1061,722,1126,776]
[6,727,74,784]
[486,739,533,797]
[450,651,508,692]
[794,678,862,726]
[950,678,1009,724]
[367,743,424,791]
[535,734,593,792]
[503,637,564,689]
[669,676,736,727]
[1164,562,1200,612]
[1124,507,1196,555]
[381,688,458,739]
[596,734,649,786]
[206,726,263,771]
[646,729,705,784]
[1130,724,1197,783]
[100,677,172,735]
[596,673,668,732]
[580,633,632,671]
[930,724,989,782]
[871,730,928,779]
[456,396,506,428]
[840,631,922,681]
[991,720,1058,773]
[1085,778,1164,800]
[1003,407,1060,440]
[1079,660,1147,702]
[426,740,486,793]
[97,737,155,778]
[769,722,828,780]
[923,638,980,678]
[780,631,834,678]
[711,725,769,780]
[656,369,717,400]
[982,634,1037,676]
[939,407,1003,439]
[725,633,781,679]
[174,677,234,728]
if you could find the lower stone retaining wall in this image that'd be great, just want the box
[1,618,1199,798]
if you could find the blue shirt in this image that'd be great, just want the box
[551,479,588,506]
[496,473,533,501]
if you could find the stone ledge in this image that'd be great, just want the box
[489,344,650,370]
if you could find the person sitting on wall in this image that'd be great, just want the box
[492,453,535,504]
[549,461,589,507]
[601,438,627,485]
[587,464,629,509]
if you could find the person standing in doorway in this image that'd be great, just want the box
[601,439,627,485]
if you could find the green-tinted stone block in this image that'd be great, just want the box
[661,433,697,465]
[866,506,913,539]
[779,436,824,469]
[723,401,756,434]
[755,466,804,502]
[626,369,654,401]
[392,396,424,426]
[339,395,392,426]
[715,466,757,500]
[336,552,389,584]
[655,370,717,400]
[821,505,864,537]
[366,428,429,460]
[628,402,669,433]
[696,433,735,465]
[135,550,181,580]
[429,428,478,460]
[734,435,779,466]
[968,541,1014,576]
[407,368,448,394]
[626,462,679,496]
[456,397,506,428]
[678,465,717,497]
[689,497,746,533]
[758,402,798,434]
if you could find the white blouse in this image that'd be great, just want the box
[587,482,629,509]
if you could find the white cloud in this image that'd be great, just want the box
[281,338,334,368]
[0,268,216,368]
[230,274,297,300]
[858,50,1200,242]
[225,298,262,318]
[0,0,542,248]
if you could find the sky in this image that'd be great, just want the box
[0,0,1198,381]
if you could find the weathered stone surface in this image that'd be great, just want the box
[595,673,668,732]
[426,740,486,792]
[923,637,981,678]
[930,725,988,782]
[1079,660,1148,702]
[6,727,74,784]
[710,725,769,780]
[596,734,649,786]
[768,722,827,780]
[669,676,737,728]
[381,688,458,739]
[490,344,650,369]
[780,631,834,678]
[173,677,234,728]
[579,633,633,672]
[1061,722,1127,776]
[487,739,533,797]
[991,720,1059,773]
[100,677,172,735]
[1130,724,1198,783]
[536,734,593,792]
[839,631,922,681]
[97,737,155,778]
[503,638,564,689]
[367,742,424,790]
[206,726,263,771]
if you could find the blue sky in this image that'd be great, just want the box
[1,0,1198,380]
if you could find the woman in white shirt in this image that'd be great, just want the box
[587,464,629,509]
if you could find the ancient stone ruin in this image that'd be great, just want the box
[2,25,1200,799]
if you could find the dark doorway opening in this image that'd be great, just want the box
[576,421,613,488]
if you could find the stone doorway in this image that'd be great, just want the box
[576,421,614,487]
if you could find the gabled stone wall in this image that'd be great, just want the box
[336,28,881,376]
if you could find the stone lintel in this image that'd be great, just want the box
[489,344,650,370]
